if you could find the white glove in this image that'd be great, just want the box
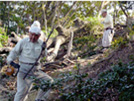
[101,21,105,24]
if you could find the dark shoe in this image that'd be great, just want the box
[35,99,44,101]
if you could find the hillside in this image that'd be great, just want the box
[1,25,134,101]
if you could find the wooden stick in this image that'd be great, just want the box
[67,31,74,58]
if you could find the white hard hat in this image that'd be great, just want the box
[101,9,107,14]
[29,21,41,35]
[31,20,40,28]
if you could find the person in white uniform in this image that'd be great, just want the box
[101,9,114,50]
[7,21,53,101]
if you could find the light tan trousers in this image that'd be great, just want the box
[14,69,53,101]
[102,29,114,47]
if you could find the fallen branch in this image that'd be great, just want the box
[48,64,62,68]
[11,32,22,42]
[43,61,62,67]
[0,47,12,54]
[67,31,74,58]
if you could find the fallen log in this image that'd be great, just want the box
[47,18,89,61]
[11,32,22,42]
[0,47,12,54]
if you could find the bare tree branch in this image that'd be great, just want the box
[98,1,110,18]
[64,1,78,18]
[98,1,104,18]
[63,1,82,27]
[86,6,95,17]
[50,2,61,29]
[47,1,62,22]
[119,3,128,18]
[42,2,48,34]
[103,1,110,6]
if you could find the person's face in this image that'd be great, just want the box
[29,33,40,43]
[102,12,107,18]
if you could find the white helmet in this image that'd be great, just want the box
[29,21,41,35]
[101,9,107,14]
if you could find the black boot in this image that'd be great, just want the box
[35,99,44,101]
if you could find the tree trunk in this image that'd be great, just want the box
[67,31,74,58]
[42,2,48,34]
[50,2,61,29]
[98,1,104,18]
[32,2,36,21]
[7,2,10,29]
[45,1,52,20]
[119,3,128,18]
[113,10,115,25]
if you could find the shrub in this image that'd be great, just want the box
[0,27,8,47]
[31,61,134,101]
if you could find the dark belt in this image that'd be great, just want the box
[105,27,114,33]
[20,61,39,66]
[106,27,113,30]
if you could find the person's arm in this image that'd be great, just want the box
[41,42,47,58]
[7,39,23,64]
[44,47,47,57]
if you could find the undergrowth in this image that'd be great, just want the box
[0,27,8,47]
[32,61,134,101]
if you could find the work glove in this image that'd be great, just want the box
[101,21,104,24]
[42,42,46,51]
[10,61,20,69]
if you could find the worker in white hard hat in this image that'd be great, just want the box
[101,9,114,51]
[7,21,53,101]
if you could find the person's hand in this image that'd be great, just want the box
[10,61,20,69]
[42,42,46,50]
[101,21,104,24]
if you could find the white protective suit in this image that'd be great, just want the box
[102,13,114,47]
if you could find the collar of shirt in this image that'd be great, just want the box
[27,37,42,44]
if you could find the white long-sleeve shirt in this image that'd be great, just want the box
[7,37,47,64]
[102,14,113,29]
